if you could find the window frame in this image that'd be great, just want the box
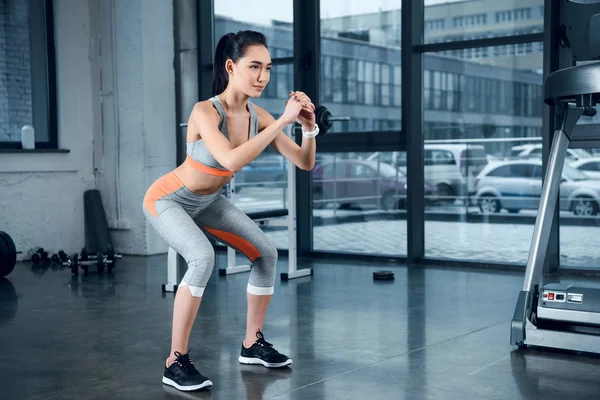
[0,0,57,150]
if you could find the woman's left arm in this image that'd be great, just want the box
[254,104,317,171]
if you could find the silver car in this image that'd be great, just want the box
[473,160,600,216]
[570,157,600,180]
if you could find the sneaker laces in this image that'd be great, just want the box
[173,350,200,375]
[254,330,280,354]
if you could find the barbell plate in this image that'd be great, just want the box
[0,231,17,278]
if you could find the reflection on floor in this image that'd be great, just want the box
[2,254,600,399]
[259,216,600,269]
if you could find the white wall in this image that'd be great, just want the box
[0,0,177,260]
[94,0,177,256]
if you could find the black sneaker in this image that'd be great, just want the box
[238,330,292,368]
[162,350,212,391]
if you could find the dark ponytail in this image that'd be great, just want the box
[212,31,269,96]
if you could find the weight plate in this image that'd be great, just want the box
[106,244,116,267]
[373,270,394,280]
[0,234,9,277]
[0,231,16,278]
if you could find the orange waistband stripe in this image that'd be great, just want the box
[185,155,233,176]
[204,228,261,261]
[143,172,184,216]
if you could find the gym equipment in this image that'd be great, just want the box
[510,0,600,353]
[31,248,49,263]
[63,244,122,275]
[162,124,313,293]
[62,189,121,275]
[0,231,17,278]
[373,270,394,280]
[50,251,68,264]
[314,105,350,135]
[84,189,113,255]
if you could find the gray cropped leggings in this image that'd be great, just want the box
[143,172,278,297]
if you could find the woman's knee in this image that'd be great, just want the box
[259,242,278,264]
[247,242,278,295]
[180,251,215,297]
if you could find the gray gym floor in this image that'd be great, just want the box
[2,254,600,400]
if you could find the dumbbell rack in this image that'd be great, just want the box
[63,245,122,275]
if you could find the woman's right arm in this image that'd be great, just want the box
[190,99,302,172]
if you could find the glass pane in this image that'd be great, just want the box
[320,1,401,134]
[423,44,543,264]
[424,1,544,44]
[560,106,600,271]
[311,152,414,256]
[214,1,293,50]
[213,4,293,250]
[0,0,33,142]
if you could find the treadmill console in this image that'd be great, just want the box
[538,283,600,311]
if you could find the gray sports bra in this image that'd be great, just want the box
[185,96,259,175]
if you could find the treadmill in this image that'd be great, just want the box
[510,0,600,352]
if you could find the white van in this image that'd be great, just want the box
[367,144,488,203]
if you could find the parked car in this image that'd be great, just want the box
[423,144,488,203]
[367,144,488,204]
[509,144,592,163]
[235,154,287,191]
[472,159,600,216]
[569,157,600,180]
[312,159,434,210]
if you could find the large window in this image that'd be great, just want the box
[0,0,56,149]
[320,1,402,134]
[424,0,544,44]
[422,43,543,264]
[214,1,294,249]
[311,152,408,256]
[209,1,596,267]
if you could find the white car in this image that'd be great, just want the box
[510,144,592,163]
[570,157,600,180]
[368,144,488,204]
[473,160,600,216]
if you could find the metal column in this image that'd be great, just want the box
[293,0,320,256]
[402,0,425,265]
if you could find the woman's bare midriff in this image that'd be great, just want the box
[173,163,232,195]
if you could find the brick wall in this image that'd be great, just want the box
[0,0,33,142]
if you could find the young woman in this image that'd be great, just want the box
[142,30,318,392]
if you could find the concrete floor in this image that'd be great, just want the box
[1,254,600,399]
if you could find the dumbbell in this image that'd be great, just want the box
[63,249,122,274]
[31,248,49,263]
[63,254,88,275]
[63,254,78,275]
[50,250,68,264]
[104,244,122,272]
